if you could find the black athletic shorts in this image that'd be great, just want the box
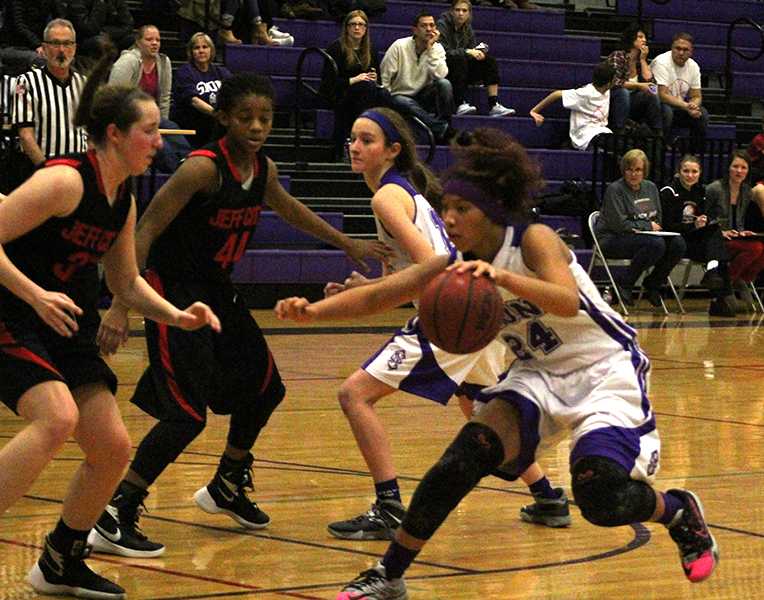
[0,313,118,413]
[131,271,284,422]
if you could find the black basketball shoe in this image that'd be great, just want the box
[328,499,406,540]
[27,535,125,599]
[194,452,271,529]
[88,482,165,558]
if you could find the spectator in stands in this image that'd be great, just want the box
[11,18,86,185]
[381,10,456,143]
[319,10,394,150]
[595,148,686,307]
[436,0,515,117]
[63,0,134,58]
[705,151,764,308]
[529,61,614,151]
[747,131,764,195]
[109,25,191,172]
[171,32,232,148]
[659,154,735,317]
[606,24,662,136]
[0,0,64,74]
[650,32,708,152]
[219,0,275,45]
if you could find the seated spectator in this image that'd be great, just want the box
[705,150,764,308]
[436,0,514,117]
[219,0,274,45]
[171,32,232,148]
[63,0,134,58]
[529,61,614,151]
[747,132,764,206]
[381,10,456,143]
[109,24,191,172]
[659,154,735,316]
[0,0,63,74]
[606,24,662,136]
[319,10,394,150]
[650,32,708,153]
[595,148,686,307]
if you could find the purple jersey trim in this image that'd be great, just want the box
[569,414,657,475]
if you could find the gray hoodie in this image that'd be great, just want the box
[108,46,172,118]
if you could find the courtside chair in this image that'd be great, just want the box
[587,211,684,315]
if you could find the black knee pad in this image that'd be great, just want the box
[403,422,504,540]
[571,456,656,527]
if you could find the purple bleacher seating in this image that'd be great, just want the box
[273,22,600,64]
[619,0,764,22]
[732,71,764,96]
[359,1,565,33]
[653,18,764,48]
[232,249,383,284]
[250,211,343,247]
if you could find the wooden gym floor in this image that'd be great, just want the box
[1,302,763,599]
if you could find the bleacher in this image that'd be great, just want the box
[13,0,761,305]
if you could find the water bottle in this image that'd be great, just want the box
[601,286,613,305]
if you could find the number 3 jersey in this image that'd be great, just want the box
[494,226,638,375]
[147,138,268,283]
[0,150,132,327]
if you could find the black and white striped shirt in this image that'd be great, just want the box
[11,67,87,158]
[1,74,17,127]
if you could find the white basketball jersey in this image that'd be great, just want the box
[373,169,455,277]
[494,226,637,374]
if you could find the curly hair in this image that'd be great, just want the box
[442,128,544,220]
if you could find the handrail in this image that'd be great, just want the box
[409,115,436,164]
[294,47,337,167]
[725,17,764,116]
[635,0,671,23]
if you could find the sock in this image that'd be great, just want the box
[529,476,559,499]
[375,478,402,503]
[658,491,685,525]
[381,540,420,579]
[488,95,498,108]
[706,260,719,271]
[48,518,89,557]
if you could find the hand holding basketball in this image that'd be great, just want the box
[418,264,504,354]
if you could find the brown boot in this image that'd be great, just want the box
[220,29,242,45]
[253,22,275,45]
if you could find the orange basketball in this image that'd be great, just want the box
[418,269,504,354]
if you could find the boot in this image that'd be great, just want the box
[253,21,275,45]
[219,29,242,45]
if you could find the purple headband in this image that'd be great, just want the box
[359,110,402,144]
[442,178,508,225]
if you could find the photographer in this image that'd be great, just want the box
[437,0,514,117]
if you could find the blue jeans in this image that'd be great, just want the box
[155,118,192,173]
[599,232,686,289]
[609,87,662,132]
[661,103,709,152]
[390,79,455,140]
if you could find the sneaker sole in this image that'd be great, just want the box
[27,564,126,600]
[87,528,166,558]
[519,511,572,528]
[193,487,271,529]
[327,524,396,540]
[681,491,720,582]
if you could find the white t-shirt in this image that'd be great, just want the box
[561,83,612,151]
[650,51,701,100]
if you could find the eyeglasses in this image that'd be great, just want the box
[347,22,367,28]
[44,40,76,48]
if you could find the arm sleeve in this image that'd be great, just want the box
[650,57,671,87]
[380,45,397,89]
[704,182,725,226]
[11,74,35,128]
[427,43,449,79]
[173,64,196,106]
[107,53,134,85]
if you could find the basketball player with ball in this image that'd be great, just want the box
[276,127,718,599]
[306,108,569,543]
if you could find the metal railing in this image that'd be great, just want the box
[725,17,764,116]
[293,47,436,165]
[590,133,739,204]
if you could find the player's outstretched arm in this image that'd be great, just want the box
[263,158,391,272]
[276,254,451,321]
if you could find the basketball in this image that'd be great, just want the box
[418,269,505,354]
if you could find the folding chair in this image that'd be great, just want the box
[587,211,683,315]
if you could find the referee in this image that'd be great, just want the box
[11,18,87,185]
